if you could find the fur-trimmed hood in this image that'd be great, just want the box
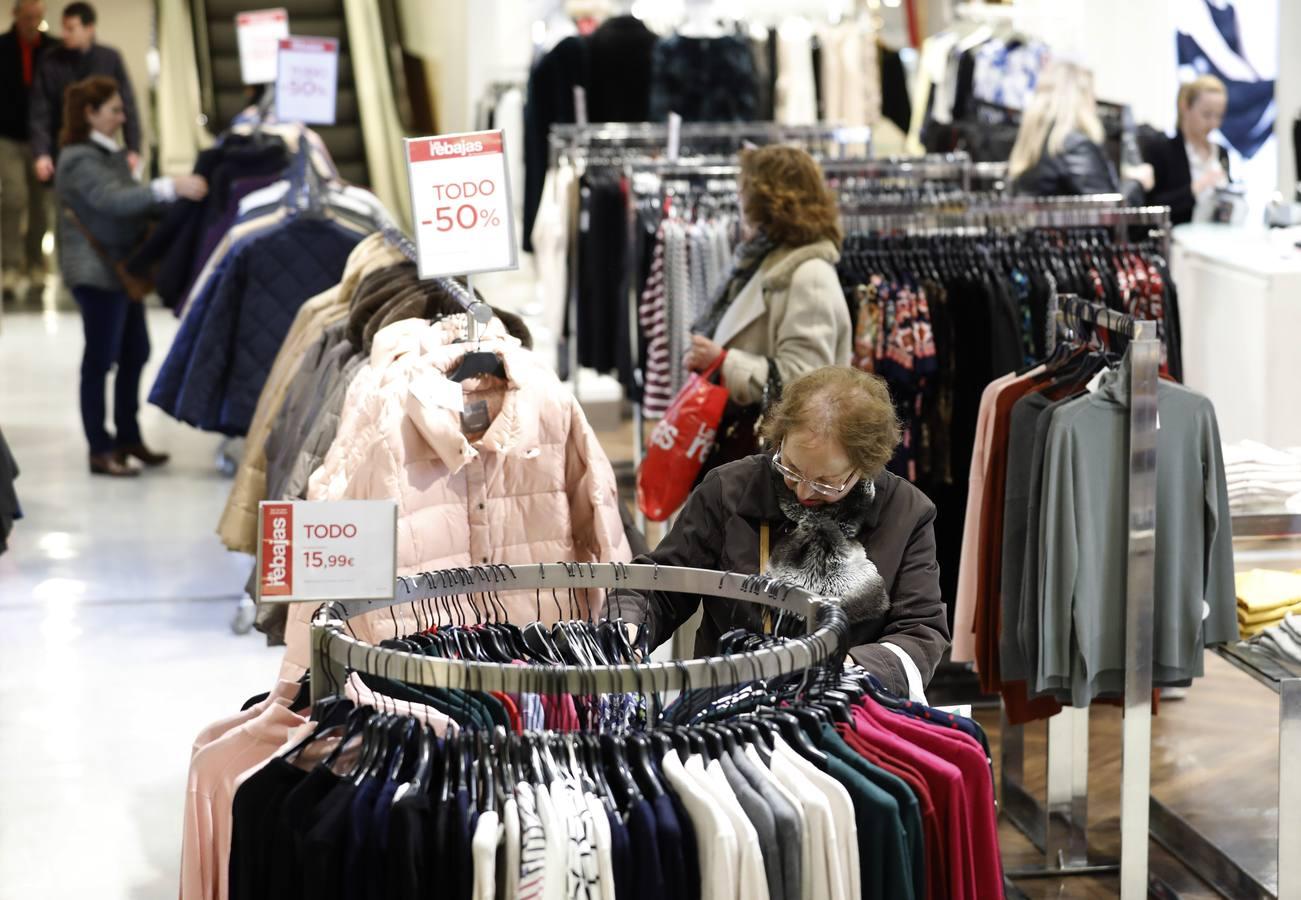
[767,518,890,622]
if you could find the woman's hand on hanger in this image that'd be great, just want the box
[684,335,724,373]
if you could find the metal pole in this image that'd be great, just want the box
[1280,678,1301,897]
[1120,320,1160,899]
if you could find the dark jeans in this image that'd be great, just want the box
[71,285,150,456]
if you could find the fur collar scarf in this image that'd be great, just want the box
[765,471,890,624]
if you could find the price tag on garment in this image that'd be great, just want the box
[274,36,338,124]
[256,500,396,602]
[235,8,289,85]
[404,129,519,279]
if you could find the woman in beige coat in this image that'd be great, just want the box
[683,144,851,476]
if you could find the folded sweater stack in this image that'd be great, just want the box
[1236,569,1301,637]
[1224,441,1301,515]
[1244,611,1301,665]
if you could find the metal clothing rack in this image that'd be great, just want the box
[553,123,874,411]
[306,562,848,704]
[378,222,495,342]
[548,121,874,168]
[998,294,1161,899]
[627,152,974,184]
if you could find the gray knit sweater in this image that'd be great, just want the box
[54,141,157,293]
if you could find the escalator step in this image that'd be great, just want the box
[196,0,371,187]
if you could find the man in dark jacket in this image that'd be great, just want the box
[29,1,139,182]
[0,0,52,291]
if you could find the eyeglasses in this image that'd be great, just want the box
[771,444,857,497]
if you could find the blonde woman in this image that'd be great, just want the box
[1009,60,1120,196]
[1144,75,1230,224]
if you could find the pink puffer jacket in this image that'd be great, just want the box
[279,314,631,677]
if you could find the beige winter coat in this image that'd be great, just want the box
[217,234,406,553]
[714,239,852,405]
[279,314,632,678]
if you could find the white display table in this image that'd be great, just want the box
[1171,224,1301,447]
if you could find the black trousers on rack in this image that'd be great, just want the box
[577,174,627,376]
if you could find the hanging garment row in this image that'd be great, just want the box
[621,156,979,417]
[906,13,1049,157]
[217,230,634,649]
[523,12,912,247]
[531,127,855,383]
[181,565,1002,900]
[838,213,1182,612]
[146,129,394,437]
[950,296,1235,723]
[125,123,336,311]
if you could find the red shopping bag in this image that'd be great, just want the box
[637,354,729,521]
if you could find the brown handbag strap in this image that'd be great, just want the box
[64,207,119,265]
[760,522,773,634]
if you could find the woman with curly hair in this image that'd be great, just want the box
[682,144,851,476]
[623,366,949,700]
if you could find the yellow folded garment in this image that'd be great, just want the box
[1237,600,1301,626]
[1240,616,1289,638]
[1238,603,1290,626]
[1235,568,1301,613]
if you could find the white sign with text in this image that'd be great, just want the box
[274,36,339,125]
[256,500,396,602]
[405,130,519,279]
[235,7,289,85]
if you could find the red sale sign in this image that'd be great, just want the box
[235,7,289,85]
[275,35,339,125]
[259,503,294,596]
[404,129,519,279]
[256,500,396,602]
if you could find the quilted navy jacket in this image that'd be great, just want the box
[149,215,361,435]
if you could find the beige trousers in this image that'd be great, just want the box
[0,136,50,273]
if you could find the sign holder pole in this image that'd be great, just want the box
[466,273,476,342]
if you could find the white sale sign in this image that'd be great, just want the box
[405,130,519,279]
[235,8,289,85]
[275,36,339,125]
[256,500,396,602]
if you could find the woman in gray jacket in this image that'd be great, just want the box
[683,144,851,477]
[55,75,206,476]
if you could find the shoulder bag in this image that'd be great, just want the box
[63,207,156,302]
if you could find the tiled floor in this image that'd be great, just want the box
[0,301,284,900]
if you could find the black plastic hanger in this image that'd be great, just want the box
[449,349,505,383]
[411,725,437,796]
[627,733,666,799]
[765,709,827,765]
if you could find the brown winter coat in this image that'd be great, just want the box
[619,454,950,697]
